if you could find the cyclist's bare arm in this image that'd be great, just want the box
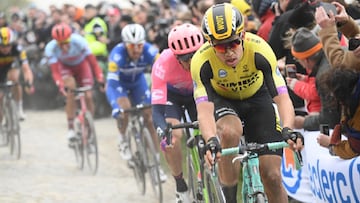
[21,62,34,94]
[273,93,303,150]
[196,101,220,167]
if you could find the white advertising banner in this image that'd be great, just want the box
[282,131,360,203]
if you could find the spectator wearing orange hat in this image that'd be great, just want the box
[287,27,340,131]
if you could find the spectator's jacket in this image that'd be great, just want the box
[257,9,276,42]
[302,55,341,131]
[293,54,332,113]
[318,17,360,71]
[84,17,108,57]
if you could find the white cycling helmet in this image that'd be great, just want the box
[121,23,146,44]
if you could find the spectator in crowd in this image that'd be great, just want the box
[315,1,360,71]
[63,4,85,27]
[317,68,360,159]
[251,0,277,41]
[286,27,340,130]
[106,7,122,52]
[267,0,307,117]
[0,12,8,27]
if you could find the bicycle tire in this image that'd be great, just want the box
[0,102,10,146]
[8,99,21,159]
[142,127,163,203]
[254,192,267,203]
[73,117,84,169]
[203,167,226,203]
[187,150,206,202]
[84,111,98,175]
[127,125,146,195]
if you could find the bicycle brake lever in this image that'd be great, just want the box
[231,151,248,164]
[211,152,216,177]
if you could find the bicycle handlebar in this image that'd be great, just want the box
[0,81,32,88]
[221,141,303,169]
[167,121,199,130]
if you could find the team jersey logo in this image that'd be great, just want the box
[218,69,227,78]
[108,62,118,72]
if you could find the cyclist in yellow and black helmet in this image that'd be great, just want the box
[191,3,304,202]
[0,27,34,121]
[201,3,244,41]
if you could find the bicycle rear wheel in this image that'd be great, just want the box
[7,99,21,159]
[203,167,226,203]
[84,111,98,175]
[142,128,163,203]
[127,125,146,194]
[73,118,84,169]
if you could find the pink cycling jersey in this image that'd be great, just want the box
[151,49,193,105]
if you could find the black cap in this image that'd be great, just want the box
[85,4,96,10]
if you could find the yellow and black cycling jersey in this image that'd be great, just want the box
[191,32,287,103]
[0,44,28,68]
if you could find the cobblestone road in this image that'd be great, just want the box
[0,110,174,203]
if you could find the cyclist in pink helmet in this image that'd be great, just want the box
[151,23,204,202]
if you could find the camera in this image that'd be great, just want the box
[348,38,360,51]
[320,124,330,136]
[285,64,297,78]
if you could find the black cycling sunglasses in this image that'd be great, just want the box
[212,38,242,53]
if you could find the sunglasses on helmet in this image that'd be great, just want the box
[212,38,242,54]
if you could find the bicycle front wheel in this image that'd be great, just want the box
[142,128,163,203]
[7,99,21,159]
[203,167,226,203]
[84,111,98,175]
[127,125,146,195]
[187,149,205,202]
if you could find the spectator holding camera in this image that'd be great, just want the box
[317,68,360,159]
[315,1,360,71]
[287,27,340,130]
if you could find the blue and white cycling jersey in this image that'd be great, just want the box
[106,42,158,83]
[106,42,159,114]
[44,33,92,66]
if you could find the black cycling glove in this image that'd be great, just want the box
[282,127,304,145]
[206,136,222,155]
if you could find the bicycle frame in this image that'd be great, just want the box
[75,89,90,147]
[221,141,302,203]
[167,120,213,203]
[122,104,163,202]
[69,86,98,174]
